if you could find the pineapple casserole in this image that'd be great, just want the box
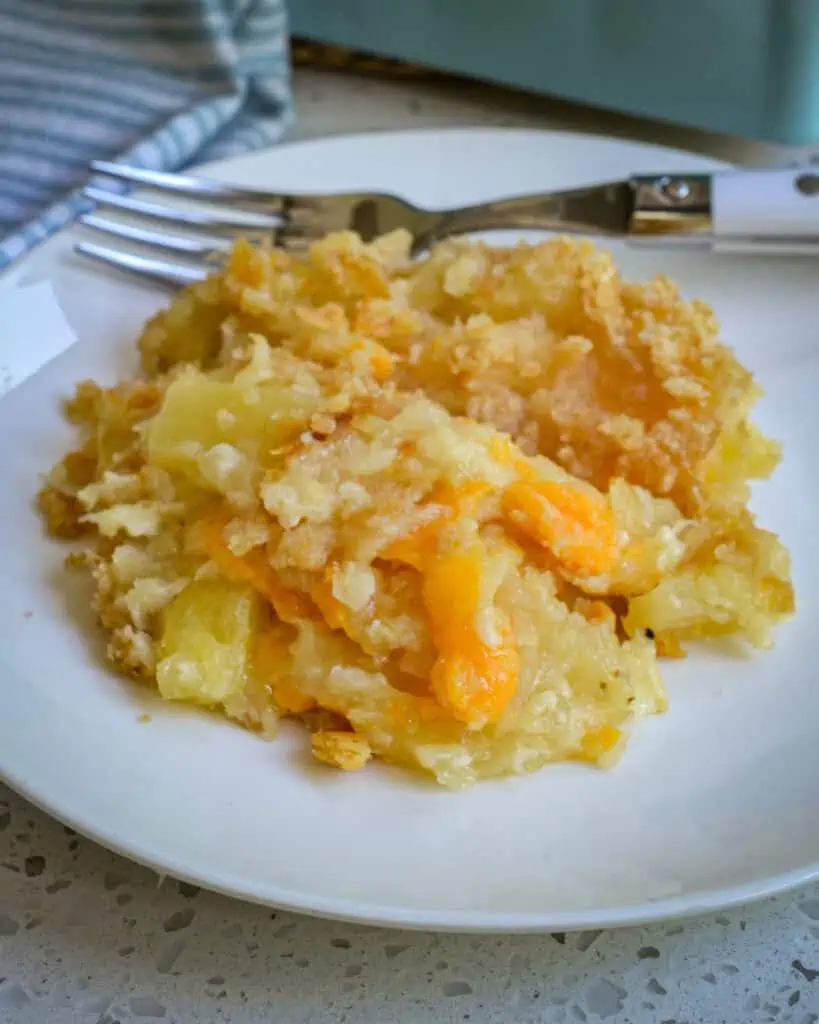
[39,232,794,788]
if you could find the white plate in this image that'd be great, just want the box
[0,128,817,933]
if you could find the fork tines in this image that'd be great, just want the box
[77,160,303,287]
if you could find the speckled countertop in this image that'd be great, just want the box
[2,68,819,1024]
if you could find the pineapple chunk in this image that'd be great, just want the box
[156,578,260,705]
[147,373,321,473]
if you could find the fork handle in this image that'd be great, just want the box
[433,184,628,239]
[437,169,819,254]
[631,169,819,253]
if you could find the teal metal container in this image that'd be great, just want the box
[288,0,819,144]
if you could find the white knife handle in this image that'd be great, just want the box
[713,169,819,246]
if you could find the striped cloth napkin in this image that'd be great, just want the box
[0,0,291,271]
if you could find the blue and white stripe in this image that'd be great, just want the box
[0,0,291,270]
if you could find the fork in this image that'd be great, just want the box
[77,160,637,288]
[77,160,819,288]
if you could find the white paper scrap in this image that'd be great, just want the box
[0,282,77,398]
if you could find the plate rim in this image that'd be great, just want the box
[2,125,812,934]
[3,747,817,934]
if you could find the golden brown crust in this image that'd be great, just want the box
[107,625,156,678]
[311,730,373,771]
[37,487,87,539]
